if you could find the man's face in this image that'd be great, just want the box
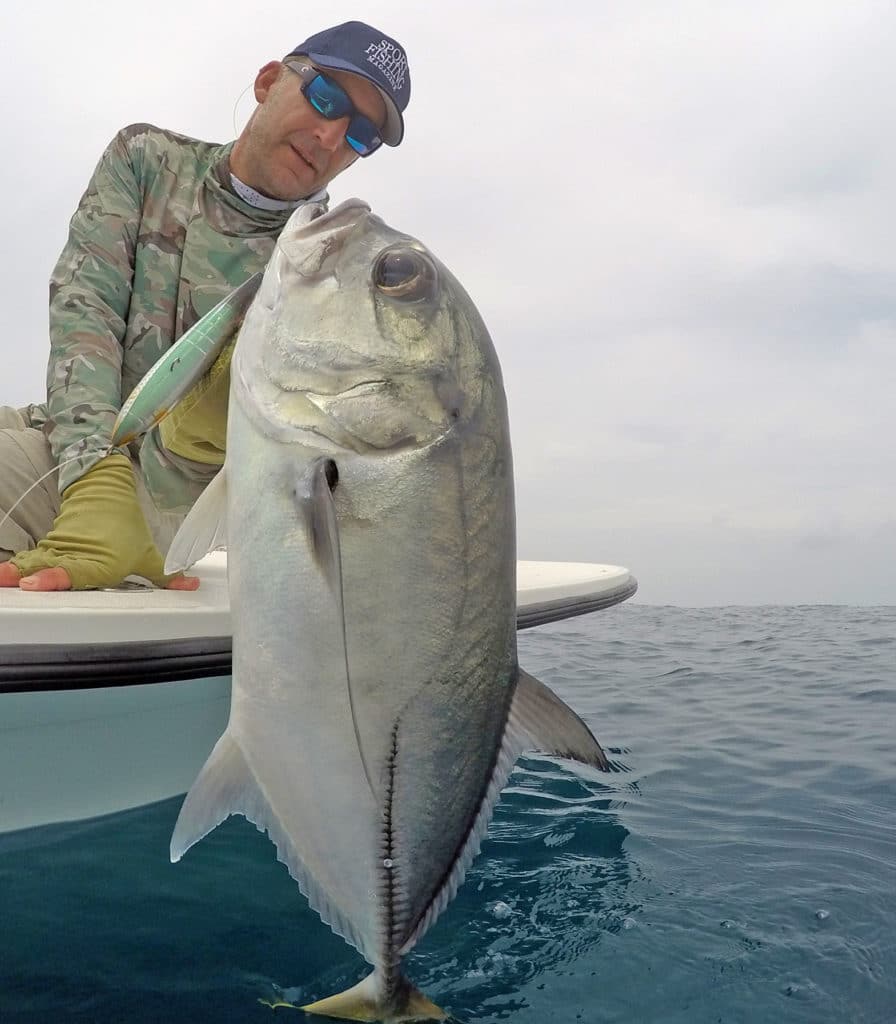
[231,60,387,200]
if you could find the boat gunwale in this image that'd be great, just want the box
[0,578,637,694]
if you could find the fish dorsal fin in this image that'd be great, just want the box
[399,669,608,955]
[164,466,228,573]
[170,729,373,960]
[508,668,609,770]
[295,457,377,801]
[398,684,523,956]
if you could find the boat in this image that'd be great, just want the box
[0,555,636,835]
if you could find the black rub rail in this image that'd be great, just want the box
[0,578,637,694]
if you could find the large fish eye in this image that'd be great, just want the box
[373,248,437,302]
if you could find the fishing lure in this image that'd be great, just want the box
[0,275,262,539]
[111,273,262,446]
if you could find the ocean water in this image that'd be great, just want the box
[1,604,894,1023]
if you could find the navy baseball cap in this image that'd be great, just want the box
[288,21,410,146]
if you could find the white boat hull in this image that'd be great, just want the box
[0,557,635,835]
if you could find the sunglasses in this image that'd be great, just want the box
[285,61,383,157]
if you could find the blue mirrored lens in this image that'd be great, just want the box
[346,120,381,156]
[300,69,383,157]
[306,75,353,119]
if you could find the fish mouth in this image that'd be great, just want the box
[279,198,374,278]
[288,197,372,239]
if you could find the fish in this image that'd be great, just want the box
[165,197,609,1022]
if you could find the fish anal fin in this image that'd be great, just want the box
[164,466,227,573]
[301,971,446,1022]
[509,668,609,770]
[171,730,373,960]
[170,728,250,861]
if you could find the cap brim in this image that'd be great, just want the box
[301,51,404,146]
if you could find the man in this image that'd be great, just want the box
[0,21,410,593]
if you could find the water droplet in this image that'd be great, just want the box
[383,858,394,869]
[815,909,830,920]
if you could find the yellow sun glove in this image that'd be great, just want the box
[11,452,176,589]
[158,341,233,466]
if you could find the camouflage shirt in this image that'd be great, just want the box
[46,123,324,512]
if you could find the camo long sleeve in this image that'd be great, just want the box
[46,131,139,491]
[44,124,303,500]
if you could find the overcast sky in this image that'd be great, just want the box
[3,2,894,605]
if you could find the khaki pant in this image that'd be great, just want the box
[0,406,185,562]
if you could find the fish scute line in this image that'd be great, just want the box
[400,678,519,954]
[379,720,403,993]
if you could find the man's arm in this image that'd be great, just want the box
[46,130,140,490]
[0,131,197,592]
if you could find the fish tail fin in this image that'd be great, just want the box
[170,729,252,862]
[301,970,446,1022]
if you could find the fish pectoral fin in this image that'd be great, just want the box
[170,729,254,861]
[164,464,227,573]
[509,668,610,771]
[302,971,446,1022]
[295,456,341,595]
[294,458,377,800]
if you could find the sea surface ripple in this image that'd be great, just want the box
[1,604,894,1023]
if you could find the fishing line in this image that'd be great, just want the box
[0,444,119,538]
[231,81,251,138]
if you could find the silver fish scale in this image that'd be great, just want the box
[222,200,518,976]
[376,395,517,961]
[167,200,612,1023]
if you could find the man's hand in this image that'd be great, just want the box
[0,453,199,591]
[0,561,198,591]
